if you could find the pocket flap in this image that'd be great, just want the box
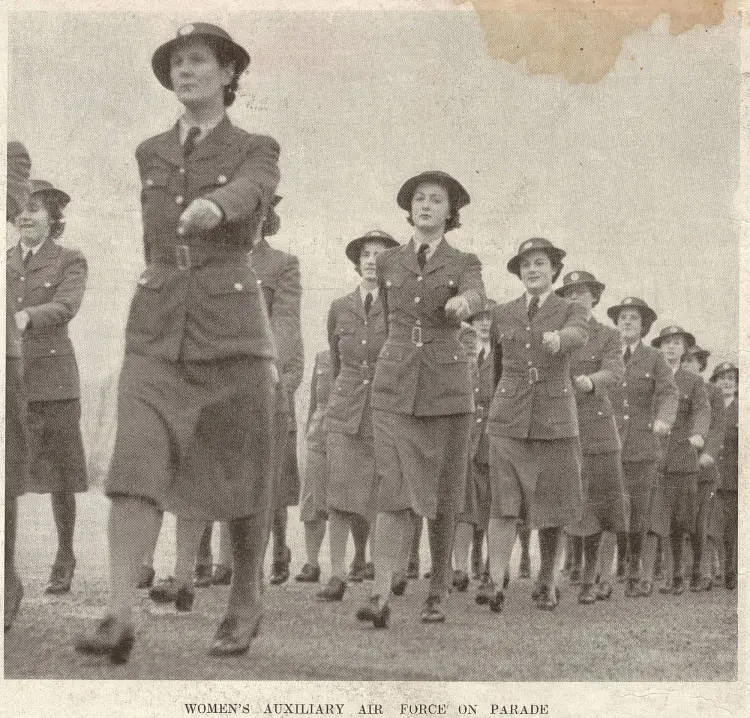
[195,264,259,296]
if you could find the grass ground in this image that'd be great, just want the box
[4,490,737,681]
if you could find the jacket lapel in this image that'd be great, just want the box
[190,116,235,163]
[422,238,455,275]
[7,245,23,276]
[513,294,530,325]
[535,290,562,324]
[151,123,184,167]
[25,239,60,274]
[397,240,422,275]
[348,288,366,320]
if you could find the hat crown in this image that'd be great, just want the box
[562,270,597,285]
[176,22,233,42]
[518,237,555,253]
[30,179,55,194]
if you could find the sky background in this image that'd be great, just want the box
[7,8,740,426]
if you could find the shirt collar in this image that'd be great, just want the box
[525,288,552,308]
[20,239,46,257]
[178,113,225,145]
[412,236,442,260]
[359,284,378,302]
[623,339,640,354]
[724,396,735,408]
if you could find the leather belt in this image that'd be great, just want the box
[503,367,565,384]
[151,243,248,269]
[388,324,456,347]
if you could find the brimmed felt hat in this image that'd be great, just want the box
[396,171,470,211]
[555,270,605,297]
[345,229,399,265]
[606,296,657,329]
[152,23,250,90]
[651,324,696,349]
[506,237,565,277]
[467,298,498,320]
[710,361,738,383]
[29,179,70,208]
[682,344,710,369]
[262,195,282,237]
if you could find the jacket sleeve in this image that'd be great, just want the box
[273,255,304,397]
[327,303,341,379]
[702,387,727,461]
[689,376,712,439]
[558,302,589,354]
[204,135,281,223]
[589,328,625,397]
[653,352,679,428]
[457,252,485,316]
[306,355,321,431]
[490,308,503,389]
[24,250,87,329]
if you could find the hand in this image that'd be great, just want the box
[178,198,223,235]
[698,453,715,468]
[444,295,471,321]
[652,419,671,437]
[688,434,705,451]
[541,331,561,354]
[573,375,594,393]
[270,363,280,386]
[13,310,30,332]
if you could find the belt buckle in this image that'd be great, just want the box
[528,367,540,383]
[411,325,423,347]
[175,244,192,270]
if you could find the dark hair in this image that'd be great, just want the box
[35,193,65,239]
[177,36,241,107]
[550,257,564,284]
[406,180,462,232]
[560,283,602,307]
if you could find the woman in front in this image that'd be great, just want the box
[319,230,399,601]
[357,171,485,627]
[484,238,588,612]
[9,179,88,596]
[76,22,280,663]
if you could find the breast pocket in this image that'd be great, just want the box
[543,381,574,425]
[194,264,262,337]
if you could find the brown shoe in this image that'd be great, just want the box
[475,577,495,605]
[316,576,347,601]
[452,570,470,592]
[269,547,291,585]
[75,616,135,665]
[208,608,263,656]
[420,596,446,623]
[136,565,155,589]
[595,581,613,600]
[391,572,407,596]
[536,585,560,611]
[578,583,597,605]
[45,557,76,595]
[638,579,654,597]
[194,564,213,588]
[212,564,233,586]
[356,595,390,628]
[624,578,640,597]
[294,563,320,583]
[488,590,505,613]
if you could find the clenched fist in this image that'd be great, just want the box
[698,453,715,468]
[445,295,471,321]
[688,434,705,451]
[652,419,671,437]
[573,375,594,393]
[541,330,561,354]
[178,197,224,235]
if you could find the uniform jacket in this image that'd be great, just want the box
[698,380,726,484]
[6,240,87,402]
[609,342,678,463]
[371,238,485,417]
[471,345,496,466]
[486,292,588,440]
[717,397,738,492]
[663,367,711,474]
[125,116,280,362]
[249,236,303,426]
[305,350,333,455]
[325,288,387,437]
[568,317,624,455]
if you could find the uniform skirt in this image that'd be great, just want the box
[373,410,472,520]
[488,434,583,529]
[457,460,490,530]
[648,471,698,538]
[326,431,377,520]
[107,352,274,520]
[622,460,658,534]
[5,357,28,499]
[568,451,629,536]
[299,448,329,522]
[26,398,87,494]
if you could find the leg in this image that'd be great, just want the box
[269,506,291,584]
[616,531,629,581]
[569,534,584,584]
[408,514,423,576]
[318,510,349,601]
[537,526,563,608]
[471,525,485,579]
[171,516,206,608]
[486,517,517,590]
[350,514,370,567]
[597,531,617,584]
[4,497,23,630]
[452,521,474,586]
[427,512,456,601]
[46,491,77,593]
[295,517,326,582]
[518,525,531,578]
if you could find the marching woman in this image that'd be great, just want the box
[484,238,588,612]
[5,141,32,631]
[555,271,627,604]
[76,22,280,662]
[650,326,710,596]
[710,362,738,589]
[9,179,88,596]
[606,298,678,598]
[319,230,399,601]
[680,344,726,590]
[357,171,485,627]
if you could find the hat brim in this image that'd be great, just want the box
[396,172,470,211]
[345,235,400,265]
[651,330,696,349]
[555,279,605,298]
[31,187,71,208]
[710,366,739,382]
[152,35,250,90]
[507,247,566,277]
[606,303,657,327]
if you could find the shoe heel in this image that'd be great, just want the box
[175,587,195,613]
[110,627,135,665]
[373,604,390,629]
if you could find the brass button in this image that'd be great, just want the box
[175,195,184,204]
[414,297,421,304]
[417,276,423,282]
[179,167,185,175]
[234,283,243,291]
[363,379,370,385]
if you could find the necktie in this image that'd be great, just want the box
[623,345,632,364]
[417,243,430,270]
[364,292,373,315]
[527,295,540,321]
[477,347,486,366]
[22,249,32,267]
[183,126,201,157]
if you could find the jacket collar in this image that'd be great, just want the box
[398,237,456,275]
[152,116,235,166]
[346,286,382,320]
[18,238,60,273]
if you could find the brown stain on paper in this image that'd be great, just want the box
[455,0,725,82]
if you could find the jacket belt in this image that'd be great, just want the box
[150,243,249,269]
[502,366,566,384]
[388,324,457,347]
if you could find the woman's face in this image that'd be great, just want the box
[716,372,738,398]
[359,241,388,282]
[660,335,686,364]
[169,39,233,108]
[14,194,52,247]
[565,284,596,311]
[410,182,451,232]
[617,308,643,343]
[519,250,554,294]
[681,355,702,375]
[471,313,492,344]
